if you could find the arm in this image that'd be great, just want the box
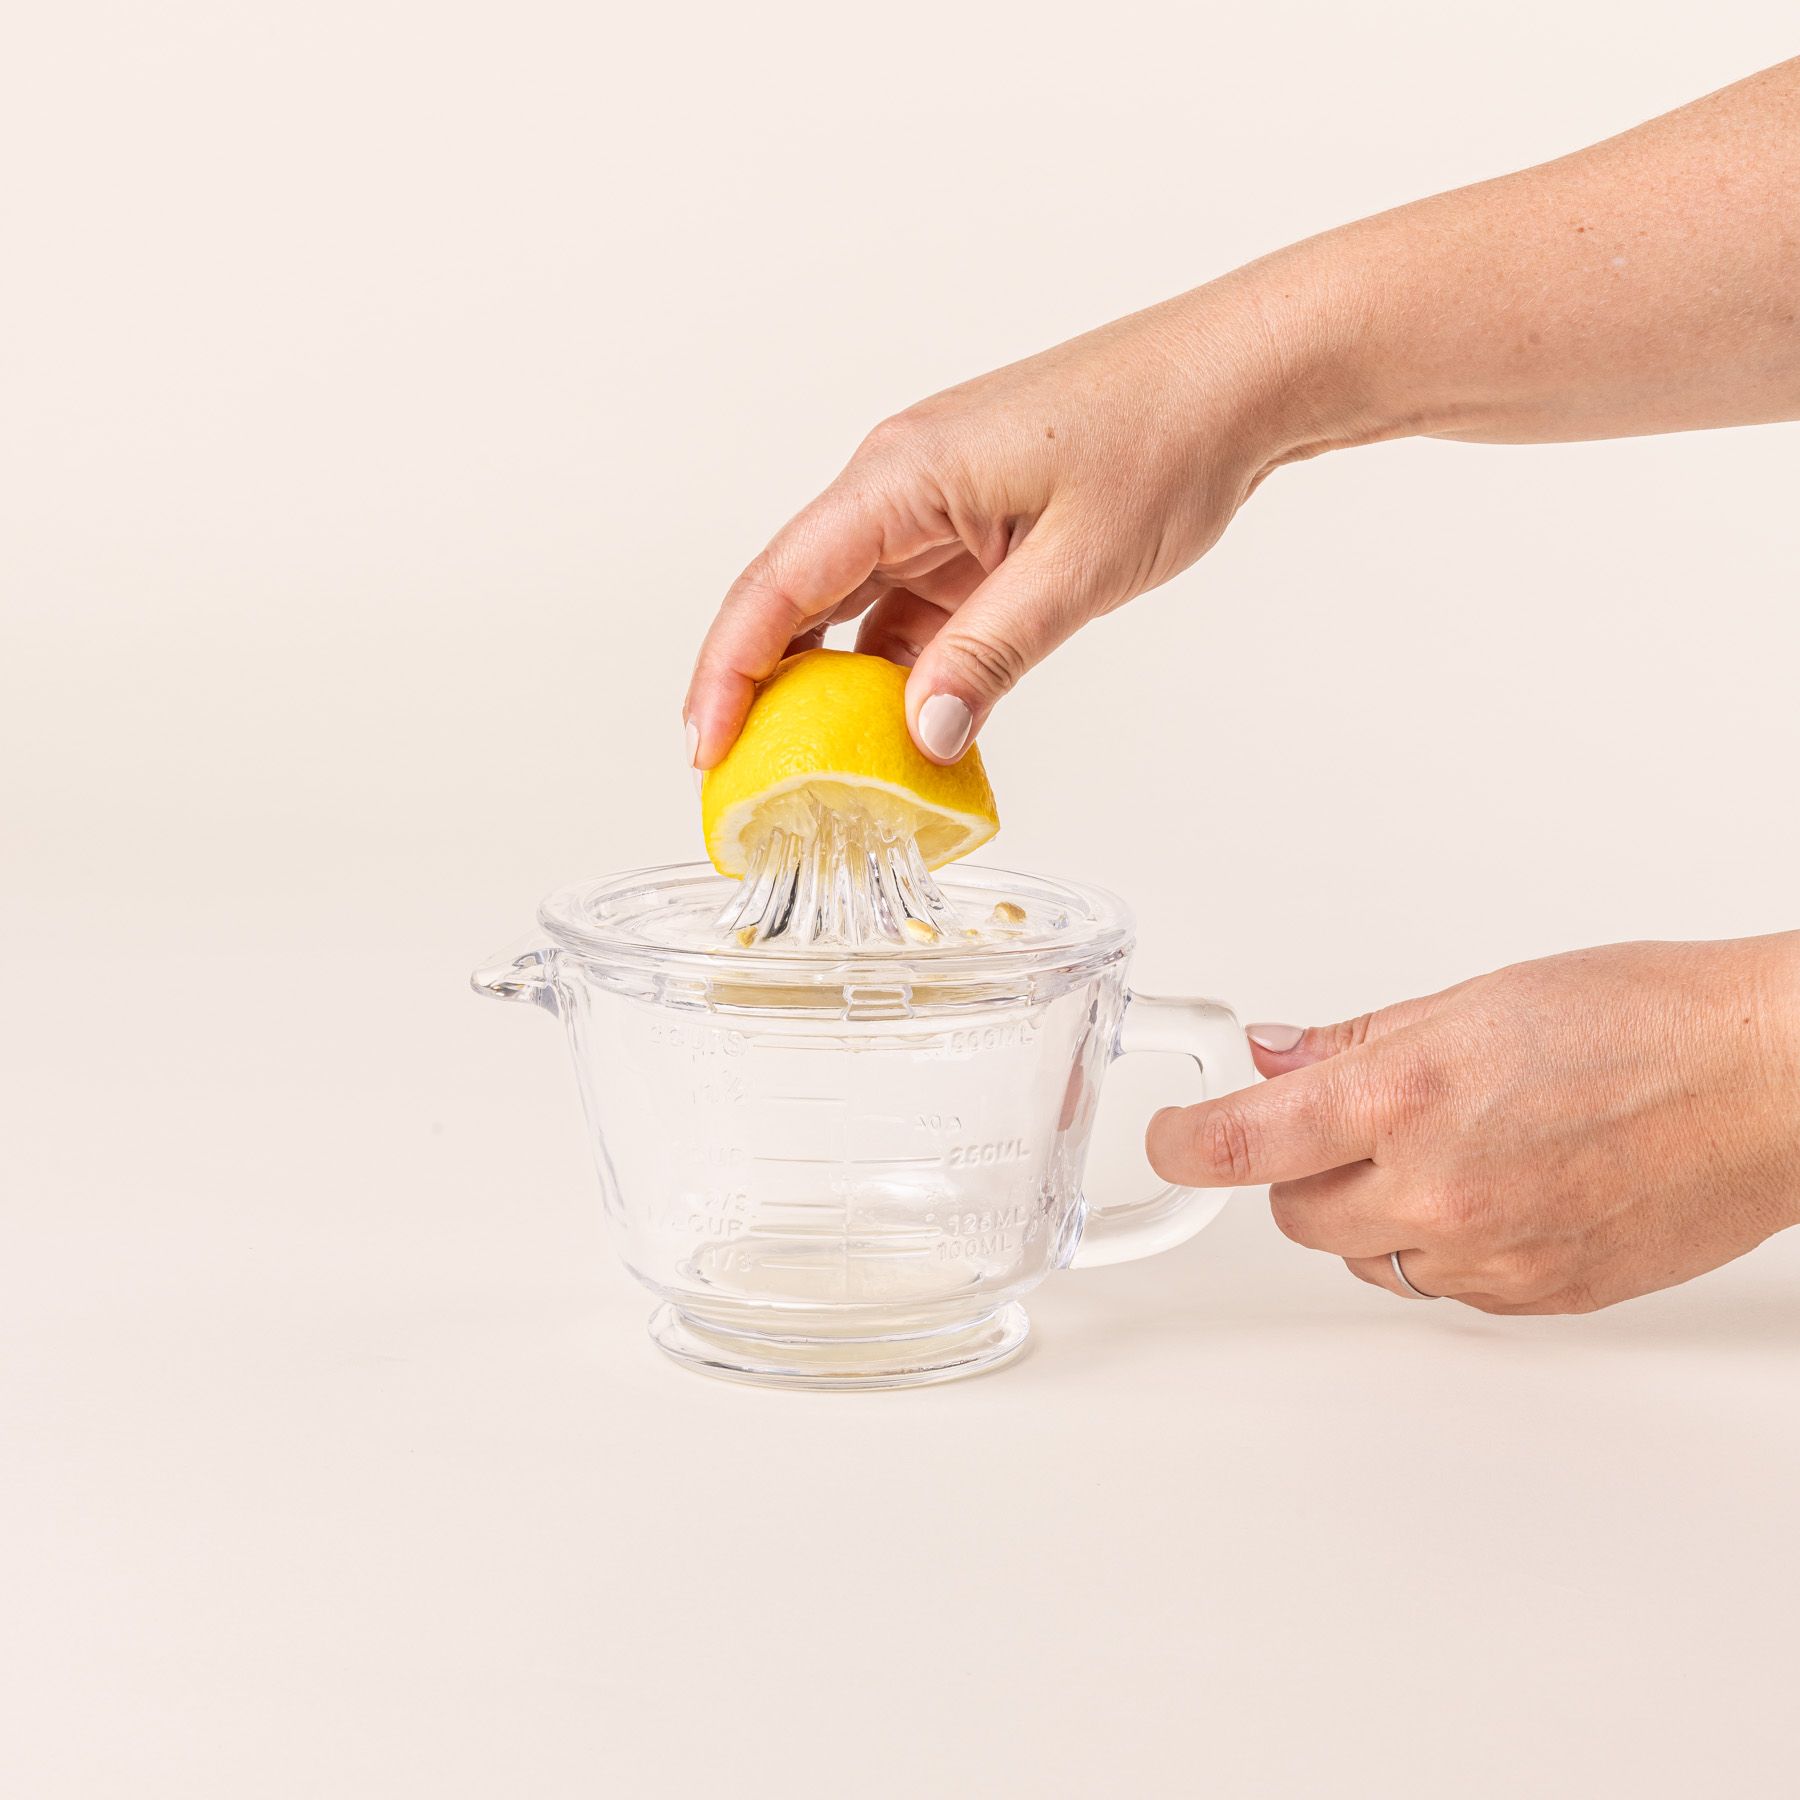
[685,58,1800,767]
[1303,55,1800,449]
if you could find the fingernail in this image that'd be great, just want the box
[1246,1022,1305,1053]
[684,719,700,768]
[918,693,972,760]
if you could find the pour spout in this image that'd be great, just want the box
[471,938,560,1011]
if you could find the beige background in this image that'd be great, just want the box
[6,3,1800,1795]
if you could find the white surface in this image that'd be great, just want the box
[6,4,1800,1795]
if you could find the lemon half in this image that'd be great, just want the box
[700,650,998,879]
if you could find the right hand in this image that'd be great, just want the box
[683,270,1342,768]
[685,56,1800,769]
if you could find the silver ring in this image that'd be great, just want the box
[1390,1250,1437,1300]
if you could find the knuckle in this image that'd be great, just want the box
[1372,1046,1450,1135]
[933,628,1027,701]
[1540,1281,1602,1316]
[1487,1248,1558,1299]
[1196,1106,1259,1185]
[732,551,812,635]
[1419,1183,1485,1236]
[1267,1188,1316,1247]
[1324,1013,1376,1055]
[859,409,934,461]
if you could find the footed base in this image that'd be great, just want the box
[646,1302,1030,1390]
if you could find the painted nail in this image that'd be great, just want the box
[918,693,973,760]
[1246,1022,1306,1053]
[684,718,700,768]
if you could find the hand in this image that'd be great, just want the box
[686,59,1800,768]
[1146,936,1800,1313]
[683,270,1345,767]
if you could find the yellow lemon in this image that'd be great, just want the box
[701,650,998,879]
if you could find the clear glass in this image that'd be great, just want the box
[474,862,1255,1388]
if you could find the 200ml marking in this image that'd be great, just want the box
[924,1020,1040,1060]
[947,1138,1028,1168]
[650,1020,748,1062]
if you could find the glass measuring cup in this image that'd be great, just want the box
[473,862,1255,1388]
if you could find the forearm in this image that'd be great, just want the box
[689,60,1800,763]
[1246,58,1800,454]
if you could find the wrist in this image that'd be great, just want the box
[1191,231,1440,479]
[1751,931,1800,1230]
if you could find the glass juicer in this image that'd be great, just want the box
[474,840,1254,1389]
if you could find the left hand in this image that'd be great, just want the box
[1145,935,1800,1313]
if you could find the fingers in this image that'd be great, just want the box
[1343,1248,1493,1301]
[1266,1164,1397,1259]
[1244,986,1469,1078]
[903,521,1109,763]
[1342,1253,1425,1299]
[1341,1248,1553,1308]
[1145,1051,1387,1189]
[1276,1171,1491,1300]
[854,588,950,668]
[686,488,889,769]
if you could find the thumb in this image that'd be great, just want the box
[903,523,1108,763]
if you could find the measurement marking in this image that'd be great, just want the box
[750,1152,941,1167]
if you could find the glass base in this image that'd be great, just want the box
[646,1301,1030,1390]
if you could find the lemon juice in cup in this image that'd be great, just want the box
[475,649,1255,1386]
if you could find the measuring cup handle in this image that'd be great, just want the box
[1067,992,1259,1270]
[470,938,561,1013]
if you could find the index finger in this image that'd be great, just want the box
[685,489,886,769]
[1145,1054,1382,1188]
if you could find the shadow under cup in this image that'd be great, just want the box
[474,862,1253,1389]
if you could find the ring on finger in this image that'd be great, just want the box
[1389,1249,1438,1301]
